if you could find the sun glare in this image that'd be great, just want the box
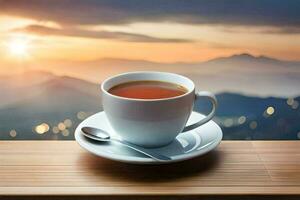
[8,38,29,56]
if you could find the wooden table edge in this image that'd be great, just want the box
[1,186,300,196]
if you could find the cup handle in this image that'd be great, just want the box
[182,91,218,132]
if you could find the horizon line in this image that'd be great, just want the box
[37,52,300,64]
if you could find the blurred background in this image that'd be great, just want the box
[0,0,299,140]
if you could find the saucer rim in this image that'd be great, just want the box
[75,111,222,164]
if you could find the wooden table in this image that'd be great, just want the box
[0,141,300,200]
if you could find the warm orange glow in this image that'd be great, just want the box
[0,15,299,76]
[8,38,29,57]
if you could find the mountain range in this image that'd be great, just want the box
[38,53,300,97]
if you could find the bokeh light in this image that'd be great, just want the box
[224,118,234,127]
[62,129,70,136]
[287,98,294,106]
[249,121,258,130]
[64,119,72,128]
[266,106,275,115]
[58,122,66,131]
[9,129,17,137]
[238,116,246,124]
[35,123,50,134]
[52,126,59,134]
[77,111,88,120]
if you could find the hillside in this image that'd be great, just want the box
[0,72,101,140]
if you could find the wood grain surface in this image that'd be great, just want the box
[0,141,299,199]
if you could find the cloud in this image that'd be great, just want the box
[221,26,300,35]
[13,25,192,43]
[259,27,300,34]
[1,0,299,30]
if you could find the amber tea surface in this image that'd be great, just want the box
[108,80,188,99]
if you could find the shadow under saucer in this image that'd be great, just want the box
[78,149,222,183]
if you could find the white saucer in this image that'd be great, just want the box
[75,111,222,164]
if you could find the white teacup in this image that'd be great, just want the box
[101,71,217,148]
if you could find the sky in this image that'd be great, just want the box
[0,0,300,67]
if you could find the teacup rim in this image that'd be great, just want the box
[101,71,195,102]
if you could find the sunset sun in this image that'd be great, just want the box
[8,38,29,56]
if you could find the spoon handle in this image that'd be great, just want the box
[110,138,172,162]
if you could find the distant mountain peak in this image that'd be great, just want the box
[226,53,267,61]
[231,53,283,62]
[233,53,255,58]
[204,53,300,66]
